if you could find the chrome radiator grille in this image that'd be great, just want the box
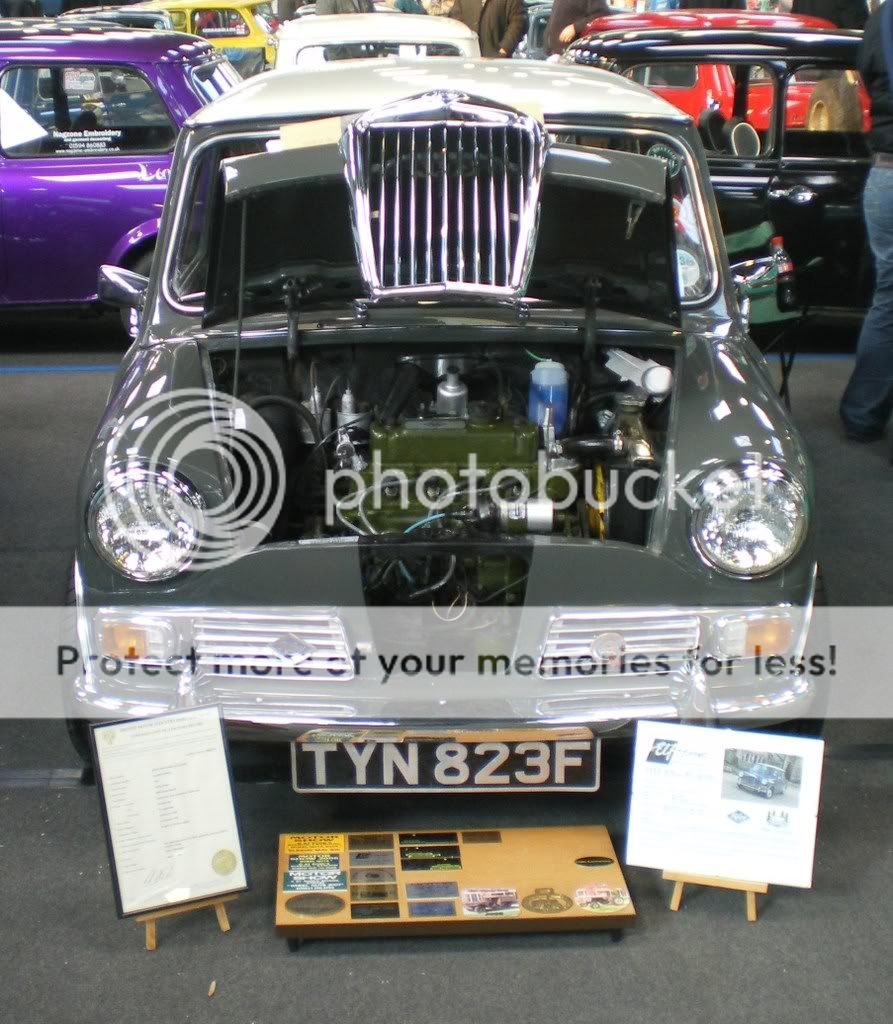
[343,93,547,298]
[539,611,701,678]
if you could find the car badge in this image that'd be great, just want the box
[590,631,626,667]
[273,635,315,665]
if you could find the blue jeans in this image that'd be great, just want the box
[840,166,893,438]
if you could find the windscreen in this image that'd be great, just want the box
[202,177,677,324]
[172,137,680,324]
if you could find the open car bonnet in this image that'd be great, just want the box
[201,91,679,326]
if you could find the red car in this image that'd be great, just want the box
[582,11,869,134]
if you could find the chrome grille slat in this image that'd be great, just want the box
[456,125,464,281]
[409,128,417,287]
[393,128,401,287]
[425,125,433,283]
[487,129,497,285]
[377,131,386,284]
[440,124,448,283]
[472,124,481,284]
[343,94,547,298]
[544,641,698,654]
[501,127,510,284]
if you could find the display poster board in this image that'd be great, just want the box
[92,706,249,916]
[275,825,634,939]
[627,721,824,888]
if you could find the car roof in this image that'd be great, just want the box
[0,18,215,61]
[190,56,686,127]
[136,0,265,9]
[572,27,862,63]
[585,11,836,33]
[278,13,479,46]
[62,3,163,11]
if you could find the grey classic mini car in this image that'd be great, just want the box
[70,60,820,792]
[737,762,787,799]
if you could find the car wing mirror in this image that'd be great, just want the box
[98,264,148,310]
[731,251,800,323]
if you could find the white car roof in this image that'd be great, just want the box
[190,57,686,127]
[277,12,480,47]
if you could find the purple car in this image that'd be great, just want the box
[0,21,239,310]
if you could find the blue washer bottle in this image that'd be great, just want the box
[527,360,569,435]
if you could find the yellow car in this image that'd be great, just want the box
[132,0,280,76]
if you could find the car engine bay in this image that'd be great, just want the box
[212,341,675,605]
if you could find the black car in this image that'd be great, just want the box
[566,29,872,316]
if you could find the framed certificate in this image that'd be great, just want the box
[91,706,249,917]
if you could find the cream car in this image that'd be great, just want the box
[273,13,480,69]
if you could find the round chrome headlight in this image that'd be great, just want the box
[88,463,203,581]
[691,460,807,577]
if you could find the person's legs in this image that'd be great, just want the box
[840,166,893,439]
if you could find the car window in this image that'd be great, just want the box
[527,12,550,53]
[192,8,250,37]
[0,64,176,158]
[172,137,269,302]
[554,128,715,304]
[629,64,698,90]
[170,10,188,30]
[190,58,243,102]
[252,1,280,33]
[296,42,464,66]
[783,66,870,160]
[623,61,777,159]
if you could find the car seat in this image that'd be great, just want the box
[71,109,99,132]
[723,118,761,158]
[697,107,726,153]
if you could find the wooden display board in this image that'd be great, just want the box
[275,825,634,940]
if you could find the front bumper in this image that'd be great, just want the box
[70,602,818,738]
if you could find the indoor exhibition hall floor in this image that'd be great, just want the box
[1,317,890,1024]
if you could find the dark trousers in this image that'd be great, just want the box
[840,165,893,439]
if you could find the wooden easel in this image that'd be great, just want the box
[663,871,768,922]
[136,894,238,951]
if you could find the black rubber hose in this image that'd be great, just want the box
[470,361,507,406]
[380,362,421,425]
[409,555,457,601]
[249,394,322,445]
[582,386,625,408]
[560,436,623,458]
[569,384,618,433]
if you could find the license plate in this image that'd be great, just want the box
[292,735,600,793]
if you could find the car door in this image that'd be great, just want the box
[630,55,871,312]
[624,60,781,235]
[767,64,872,310]
[0,62,176,305]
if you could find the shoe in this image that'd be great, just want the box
[845,430,883,443]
